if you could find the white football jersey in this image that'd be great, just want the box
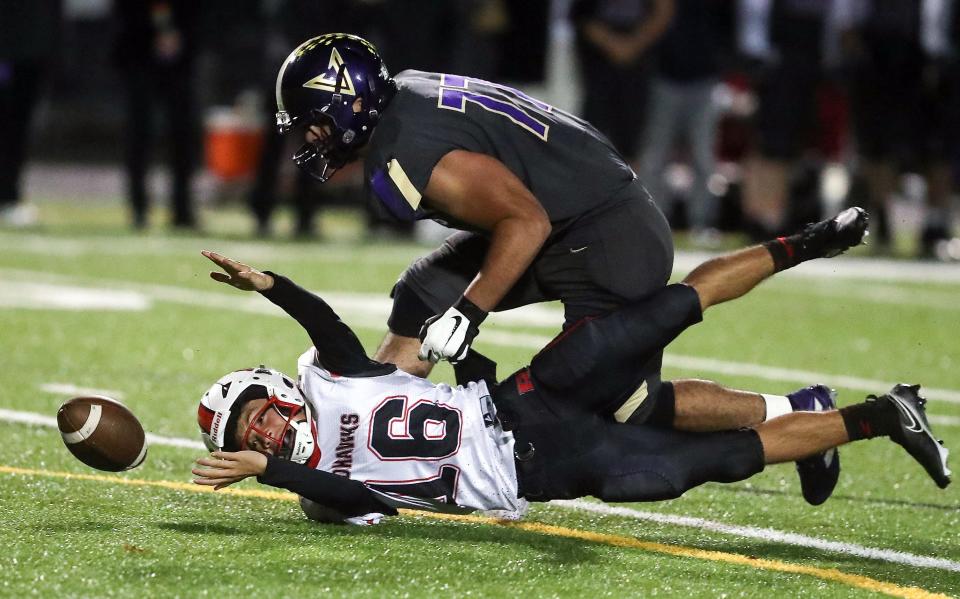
[297,348,522,514]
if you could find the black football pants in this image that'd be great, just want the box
[512,411,765,503]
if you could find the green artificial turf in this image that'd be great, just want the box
[0,202,957,597]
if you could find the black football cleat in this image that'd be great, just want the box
[795,207,870,259]
[874,384,951,489]
[789,385,841,505]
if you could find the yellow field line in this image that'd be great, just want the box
[1,465,949,599]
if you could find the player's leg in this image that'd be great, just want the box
[758,384,950,488]
[523,384,951,505]
[530,206,869,410]
[515,413,766,503]
[545,207,861,412]
[670,379,764,431]
[669,381,839,431]
[683,207,869,313]
[653,379,841,505]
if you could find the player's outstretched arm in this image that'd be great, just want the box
[201,250,391,376]
[202,250,274,291]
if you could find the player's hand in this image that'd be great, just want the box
[192,451,268,490]
[202,250,274,292]
[418,297,487,364]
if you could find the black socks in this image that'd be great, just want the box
[763,233,820,273]
[840,397,899,441]
[763,237,798,272]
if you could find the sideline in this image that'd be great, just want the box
[0,464,950,599]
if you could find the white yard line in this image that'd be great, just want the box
[0,233,426,265]
[5,268,960,405]
[39,383,126,400]
[551,499,960,573]
[0,408,205,450]
[2,232,960,283]
[930,415,960,427]
[4,404,955,573]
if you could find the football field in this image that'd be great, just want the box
[1,201,958,598]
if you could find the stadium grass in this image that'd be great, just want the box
[0,202,958,597]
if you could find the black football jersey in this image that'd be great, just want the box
[364,71,637,229]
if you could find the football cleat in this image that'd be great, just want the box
[873,384,951,489]
[796,207,870,259]
[789,385,841,505]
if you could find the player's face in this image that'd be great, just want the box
[235,397,307,456]
[303,98,364,144]
[305,124,331,145]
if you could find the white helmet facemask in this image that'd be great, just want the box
[240,398,317,464]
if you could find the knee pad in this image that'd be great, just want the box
[387,280,435,338]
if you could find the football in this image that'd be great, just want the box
[57,396,147,472]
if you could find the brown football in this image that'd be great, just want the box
[57,396,147,472]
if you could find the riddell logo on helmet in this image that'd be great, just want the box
[210,413,224,441]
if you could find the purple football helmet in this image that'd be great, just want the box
[275,33,396,182]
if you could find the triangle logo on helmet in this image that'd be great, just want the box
[302,47,356,96]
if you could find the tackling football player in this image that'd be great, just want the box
[270,35,892,458]
[192,235,951,525]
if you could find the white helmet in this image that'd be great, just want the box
[198,366,320,467]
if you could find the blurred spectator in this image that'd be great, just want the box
[497,0,551,83]
[0,0,62,227]
[570,0,675,162]
[841,0,960,259]
[248,0,364,238]
[375,1,460,74]
[739,0,833,240]
[450,0,511,80]
[197,0,265,107]
[638,0,729,245]
[113,1,200,230]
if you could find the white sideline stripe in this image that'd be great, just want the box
[2,406,955,575]
[5,269,960,406]
[551,499,960,573]
[40,383,126,400]
[930,415,960,427]
[0,409,205,450]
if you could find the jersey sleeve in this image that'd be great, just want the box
[366,101,484,222]
[258,455,399,519]
[258,272,394,377]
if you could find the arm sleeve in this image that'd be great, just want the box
[258,455,398,518]
[258,272,393,376]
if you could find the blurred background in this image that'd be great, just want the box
[3,0,960,260]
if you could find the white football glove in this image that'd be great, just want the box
[418,297,487,364]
